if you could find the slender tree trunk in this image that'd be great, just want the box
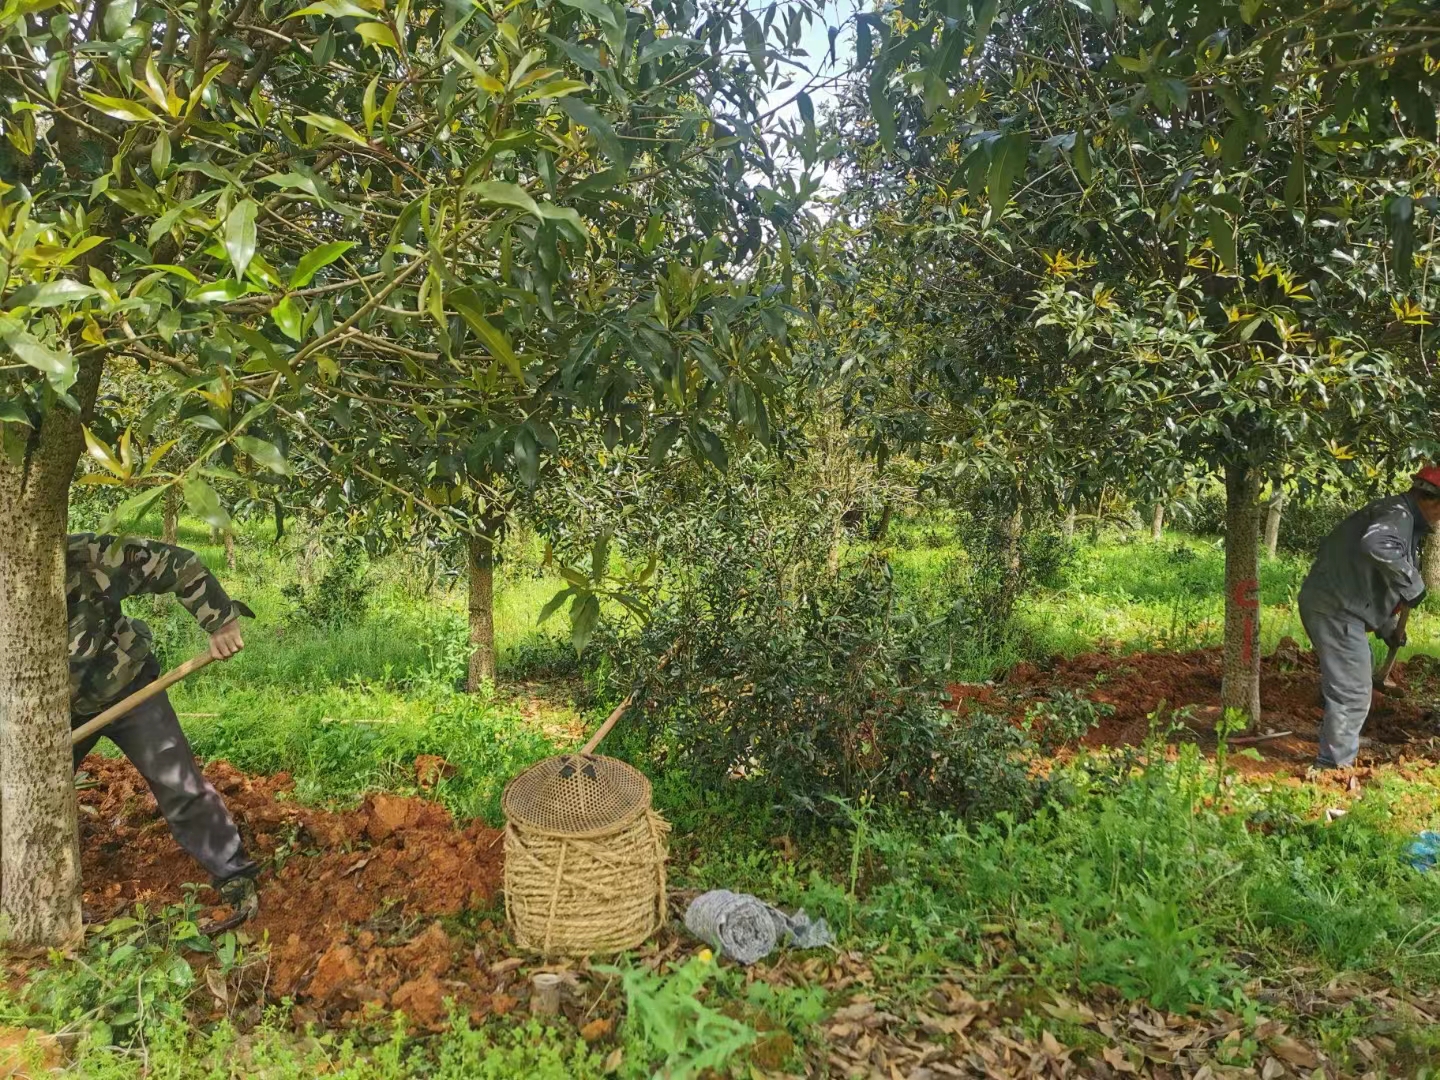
[1062,506,1077,541]
[0,362,101,946]
[871,503,893,542]
[827,510,846,573]
[466,513,504,692]
[1220,462,1264,726]
[224,529,235,571]
[162,487,179,545]
[1000,504,1024,612]
[1424,530,1440,594]
[1151,502,1165,541]
[1263,489,1284,559]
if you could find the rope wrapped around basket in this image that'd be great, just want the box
[503,753,670,955]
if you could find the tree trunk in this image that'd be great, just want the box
[1000,504,1024,611]
[827,512,844,574]
[1062,507,1076,541]
[224,529,235,571]
[162,487,179,545]
[1151,502,1165,541]
[870,503,893,542]
[466,514,504,692]
[1263,489,1284,559]
[1424,530,1440,594]
[1220,462,1263,726]
[0,362,101,946]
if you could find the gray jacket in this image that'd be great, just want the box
[1300,493,1430,632]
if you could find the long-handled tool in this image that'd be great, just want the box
[70,651,214,747]
[1374,605,1411,690]
[70,650,256,935]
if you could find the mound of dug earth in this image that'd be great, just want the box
[78,757,512,1028]
[950,644,1440,774]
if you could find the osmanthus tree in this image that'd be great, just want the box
[230,0,831,692]
[288,251,805,688]
[829,0,1440,722]
[0,0,829,942]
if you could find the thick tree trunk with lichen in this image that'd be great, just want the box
[1151,503,1165,541]
[1062,507,1076,540]
[466,514,505,692]
[1220,462,1264,726]
[0,361,102,945]
[224,529,235,571]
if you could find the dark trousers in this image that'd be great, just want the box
[73,666,256,884]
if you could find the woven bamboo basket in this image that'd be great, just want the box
[502,753,669,955]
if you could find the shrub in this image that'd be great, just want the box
[1276,498,1349,557]
[280,538,370,628]
[608,551,1037,823]
[1023,688,1115,753]
[1179,489,1349,555]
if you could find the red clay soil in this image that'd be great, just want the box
[949,640,1440,776]
[77,757,515,1030]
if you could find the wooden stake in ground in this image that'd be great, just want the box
[1220,462,1263,725]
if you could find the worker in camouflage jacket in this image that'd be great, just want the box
[68,531,259,926]
[1299,468,1440,770]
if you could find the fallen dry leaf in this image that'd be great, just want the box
[1102,1045,1137,1074]
[579,1017,612,1043]
[1261,1057,1285,1080]
[0,1027,62,1074]
[1043,997,1097,1025]
[916,1011,975,1038]
[1268,1035,1322,1070]
[204,965,229,1007]
[831,1002,877,1025]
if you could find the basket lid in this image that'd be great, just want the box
[502,754,651,835]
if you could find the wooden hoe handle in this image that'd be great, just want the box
[579,648,674,756]
[1374,605,1412,688]
[70,651,215,747]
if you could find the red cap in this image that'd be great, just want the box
[1415,465,1440,496]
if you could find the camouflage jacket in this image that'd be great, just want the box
[67,533,252,717]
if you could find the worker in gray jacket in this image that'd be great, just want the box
[1299,468,1440,769]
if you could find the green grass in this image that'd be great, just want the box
[93,516,570,822]
[695,766,1440,992]
[29,512,1440,1076]
[888,528,1440,678]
